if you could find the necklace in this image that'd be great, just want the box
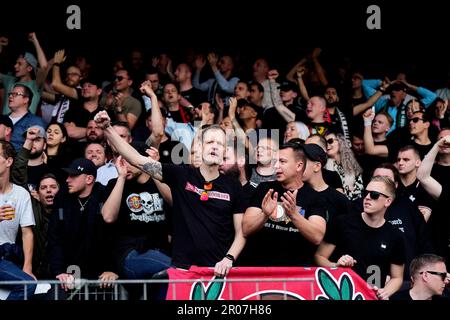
[77,196,91,212]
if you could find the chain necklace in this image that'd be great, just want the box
[77,196,91,212]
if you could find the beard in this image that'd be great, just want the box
[327,101,339,108]
[223,164,240,179]
[29,149,44,159]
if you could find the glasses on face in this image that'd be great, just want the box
[326,138,335,145]
[115,76,126,82]
[364,190,390,200]
[420,271,448,281]
[66,72,81,77]
[409,117,423,123]
[8,92,27,98]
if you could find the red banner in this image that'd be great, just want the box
[167,266,378,300]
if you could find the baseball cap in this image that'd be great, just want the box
[22,125,46,139]
[0,115,13,129]
[23,52,38,72]
[278,80,298,93]
[237,99,260,113]
[303,143,327,166]
[62,158,97,178]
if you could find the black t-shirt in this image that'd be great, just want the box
[63,105,104,129]
[322,169,344,190]
[105,178,170,268]
[159,139,183,164]
[385,195,434,279]
[27,163,49,190]
[324,213,405,283]
[161,164,245,267]
[431,184,450,265]
[240,181,327,266]
[262,104,305,138]
[390,289,413,300]
[181,87,206,108]
[317,186,351,221]
[397,179,436,210]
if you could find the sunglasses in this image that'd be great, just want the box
[326,138,335,145]
[364,190,390,200]
[409,117,423,123]
[8,92,27,98]
[114,76,126,82]
[200,182,213,201]
[420,271,448,281]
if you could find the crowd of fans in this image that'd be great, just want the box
[0,32,449,300]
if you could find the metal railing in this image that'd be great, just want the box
[0,277,315,301]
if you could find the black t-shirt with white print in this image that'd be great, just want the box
[324,213,405,284]
[161,164,245,268]
[105,177,170,267]
[240,181,327,267]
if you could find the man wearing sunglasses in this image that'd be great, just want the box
[391,254,449,300]
[315,176,405,299]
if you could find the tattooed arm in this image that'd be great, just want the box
[95,111,164,181]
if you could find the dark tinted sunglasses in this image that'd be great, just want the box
[115,76,126,82]
[420,271,448,281]
[326,138,335,145]
[364,190,390,200]
[409,117,423,123]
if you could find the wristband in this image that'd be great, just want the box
[225,254,235,263]
[364,120,373,127]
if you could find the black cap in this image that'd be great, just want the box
[237,99,260,113]
[278,80,298,93]
[303,143,327,166]
[62,158,97,178]
[0,115,13,129]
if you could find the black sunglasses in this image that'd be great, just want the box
[364,190,390,200]
[326,138,335,145]
[420,271,448,281]
[409,117,423,123]
[115,76,126,82]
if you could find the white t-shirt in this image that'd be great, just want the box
[0,184,35,245]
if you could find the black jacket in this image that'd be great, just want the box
[47,183,116,278]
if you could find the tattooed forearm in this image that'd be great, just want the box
[142,161,162,179]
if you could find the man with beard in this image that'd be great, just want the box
[84,142,106,169]
[86,119,104,143]
[102,142,172,299]
[323,86,352,146]
[25,126,48,190]
[95,109,245,277]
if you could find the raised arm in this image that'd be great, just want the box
[51,50,79,99]
[102,156,127,223]
[296,67,310,101]
[311,48,328,87]
[353,80,388,116]
[95,110,163,181]
[417,136,450,200]
[141,81,165,148]
[363,109,389,157]
[28,32,48,89]
[268,70,295,123]
[286,57,308,82]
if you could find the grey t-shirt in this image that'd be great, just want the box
[0,184,35,244]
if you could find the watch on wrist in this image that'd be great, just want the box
[225,254,235,263]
